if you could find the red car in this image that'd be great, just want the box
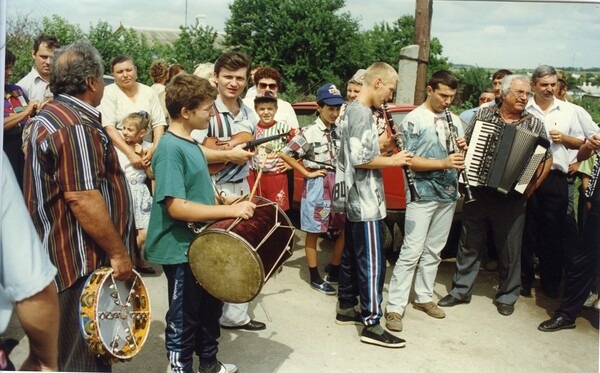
[291,102,462,260]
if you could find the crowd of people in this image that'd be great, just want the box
[1,32,599,372]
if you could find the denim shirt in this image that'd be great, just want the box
[400,104,462,203]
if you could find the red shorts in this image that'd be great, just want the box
[249,170,290,211]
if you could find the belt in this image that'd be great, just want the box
[129,178,146,185]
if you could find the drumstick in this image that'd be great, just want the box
[248,144,274,201]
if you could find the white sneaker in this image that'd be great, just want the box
[199,362,238,373]
[593,298,600,312]
[583,292,598,308]
[219,363,238,373]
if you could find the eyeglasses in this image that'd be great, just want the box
[258,82,278,90]
[510,90,530,99]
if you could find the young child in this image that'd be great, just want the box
[144,73,256,373]
[251,91,292,210]
[280,84,346,295]
[333,63,411,348]
[115,111,155,274]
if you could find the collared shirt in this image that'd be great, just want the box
[282,117,339,170]
[16,67,53,102]
[401,104,463,203]
[199,96,257,184]
[23,94,134,292]
[525,97,583,173]
[333,100,386,221]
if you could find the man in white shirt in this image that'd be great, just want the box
[17,34,60,102]
[521,65,584,299]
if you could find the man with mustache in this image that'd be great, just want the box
[520,65,584,299]
[438,75,551,316]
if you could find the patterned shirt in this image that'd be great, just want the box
[205,96,257,184]
[3,83,29,135]
[253,120,292,174]
[282,117,339,170]
[401,104,463,203]
[333,100,386,222]
[23,94,134,292]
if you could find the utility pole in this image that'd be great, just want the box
[413,0,433,105]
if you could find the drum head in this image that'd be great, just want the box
[189,230,264,303]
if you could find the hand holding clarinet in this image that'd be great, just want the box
[382,103,420,202]
[443,109,475,203]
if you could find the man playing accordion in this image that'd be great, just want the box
[438,74,551,316]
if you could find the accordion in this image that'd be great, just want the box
[463,120,550,194]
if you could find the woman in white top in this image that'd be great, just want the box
[98,55,167,168]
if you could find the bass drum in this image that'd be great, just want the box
[189,196,295,303]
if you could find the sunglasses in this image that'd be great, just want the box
[258,82,278,90]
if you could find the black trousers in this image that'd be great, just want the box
[556,194,599,321]
[522,171,568,292]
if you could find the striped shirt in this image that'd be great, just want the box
[252,120,292,174]
[207,96,257,184]
[23,94,134,292]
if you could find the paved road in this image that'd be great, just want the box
[6,229,599,372]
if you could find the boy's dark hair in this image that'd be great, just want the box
[492,69,513,81]
[214,51,251,78]
[254,91,278,107]
[253,67,282,86]
[33,34,60,54]
[166,74,218,119]
[427,70,459,91]
[5,49,16,66]
[168,64,185,82]
[111,55,135,71]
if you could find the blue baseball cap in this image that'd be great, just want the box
[316,84,344,106]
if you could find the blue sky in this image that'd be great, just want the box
[7,0,600,69]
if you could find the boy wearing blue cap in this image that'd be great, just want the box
[280,84,346,295]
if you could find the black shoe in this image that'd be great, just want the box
[538,315,576,332]
[335,312,362,325]
[494,301,514,316]
[543,288,559,299]
[136,266,156,275]
[437,294,470,307]
[360,325,405,348]
[520,285,532,297]
[221,320,266,331]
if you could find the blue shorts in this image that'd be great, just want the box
[300,171,345,233]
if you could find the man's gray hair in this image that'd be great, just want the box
[501,74,530,96]
[49,39,104,96]
[531,65,557,84]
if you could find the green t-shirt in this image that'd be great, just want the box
[144,131,214,264]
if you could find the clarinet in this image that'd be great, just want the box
[443,109,475,203]
[382,103,421,202]
[585,154,600,199]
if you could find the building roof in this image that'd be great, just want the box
[114,25,226,49]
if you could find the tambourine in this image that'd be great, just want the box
[79,267,151,363]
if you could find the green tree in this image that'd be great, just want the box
[40,15,85,46]
[5,14,38,81]
[454,67,491,109]
[364,16,451,79]
[169,22,222,73]
[224,0,364,100]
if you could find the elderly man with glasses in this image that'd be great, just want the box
[438,74,552,316]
